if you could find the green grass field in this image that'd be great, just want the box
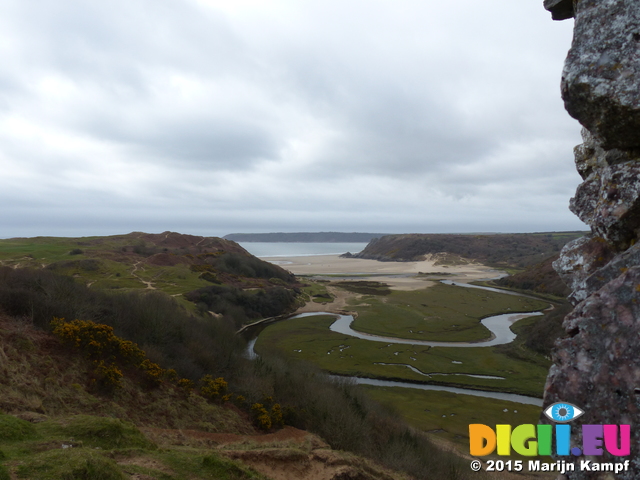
[360,386,542,446]
[254,313,549,397]
[349,283,548,342]
[253,281,554,446]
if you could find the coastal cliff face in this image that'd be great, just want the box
[544,1,640,477]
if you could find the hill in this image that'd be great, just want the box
[0,231,302,328]
[224,232,387,243]
[352,231,585,269]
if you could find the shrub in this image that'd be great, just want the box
[51,318,145,366]
[177,378,194,395]
[251,403,272,431]
[139,359,165,388]
[199,375,228,403]
[270,404,283,428]
[91,361,123,393]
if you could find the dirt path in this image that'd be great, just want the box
[131,261,156,290]
[295,286,357,314]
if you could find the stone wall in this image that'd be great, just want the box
[544,1,640,478]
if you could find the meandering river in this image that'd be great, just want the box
[247,281,547,406]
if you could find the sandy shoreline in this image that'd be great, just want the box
[265,254,504,291]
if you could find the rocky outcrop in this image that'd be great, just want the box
[544,0,575,20]
[544,1,640,478]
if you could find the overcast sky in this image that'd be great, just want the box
[0,0,586,238]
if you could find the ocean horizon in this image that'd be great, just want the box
[238,242,368,258]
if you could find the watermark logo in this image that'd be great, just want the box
[468,401,631,474]
[543,402,584,423]
[469,402,629,457]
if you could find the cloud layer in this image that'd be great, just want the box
[0,0,585,237]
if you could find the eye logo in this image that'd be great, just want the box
[544,402,584,423]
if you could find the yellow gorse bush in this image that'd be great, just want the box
[199,375,228,402]
[251,403,272,431]
[50,317,188,392]
[51,318,145,365]
[50,318,243,417]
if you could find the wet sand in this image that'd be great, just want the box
[266,254,503,290]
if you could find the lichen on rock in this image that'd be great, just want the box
[560,0,640,150]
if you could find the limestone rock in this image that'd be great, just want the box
[569,158,640,248]
[561,0,640,150]
[573,128,634,180]
[552,235,615,304]
[543,267,640,479]
[544,1,640,477]
[582,241,640,298]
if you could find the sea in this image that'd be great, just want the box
[238,242,368,258]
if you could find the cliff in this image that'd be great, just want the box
[353,232,583,268]
[543,1,640,478]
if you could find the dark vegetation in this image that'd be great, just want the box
[235,355,479,479]
[494,254,570,297]
[195,252,295,283]
[332,280,392,296]
[224,232,387,243]
[520,302,570,356]
[185,284,300,327]
[355,231,584,268]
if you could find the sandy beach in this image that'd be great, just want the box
[265,254,503,291]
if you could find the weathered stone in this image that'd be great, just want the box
[552,235,616,304]
[569,159,640,248]
[583,241,640,297]
[573,128,636,180]
[561,0,640,150]
[544,0,575,20]
[543,267,640,479]
[545,1,640,477]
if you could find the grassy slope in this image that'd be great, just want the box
[0,314,417,480]
[0,232,299,313]
[0,313,263,480]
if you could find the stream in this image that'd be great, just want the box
[247,281,547,406]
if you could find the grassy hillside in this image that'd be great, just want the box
[354,231,585,269]
[0,232,302,327]
[0,312,421,480]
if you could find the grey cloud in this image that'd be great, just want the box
[0,0,586,237]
